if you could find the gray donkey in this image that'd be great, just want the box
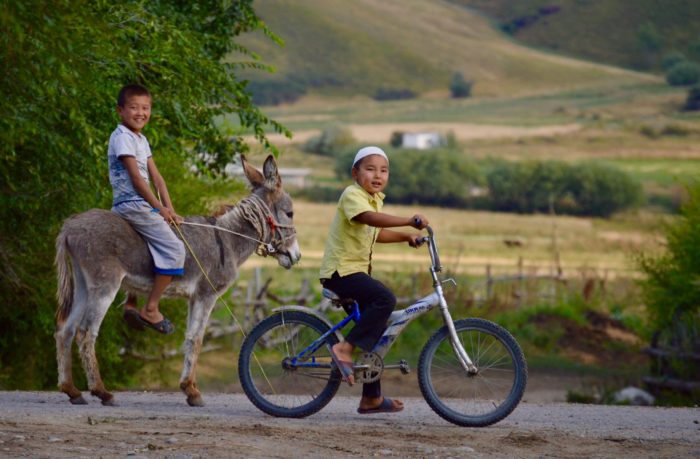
[54,155,300,407]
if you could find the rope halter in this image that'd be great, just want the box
[239,193,296,257]
[179,193,296,258]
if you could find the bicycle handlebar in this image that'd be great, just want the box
[412,218,442,271]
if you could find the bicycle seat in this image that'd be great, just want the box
[321,288,341,301]
[322,288,356,312]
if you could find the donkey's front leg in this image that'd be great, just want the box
[180,295,218,407]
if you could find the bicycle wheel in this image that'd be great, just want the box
[418,318,527,427]
[238,310,342,418]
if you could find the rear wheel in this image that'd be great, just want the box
[238,311,341,418]
[418,318,527,427]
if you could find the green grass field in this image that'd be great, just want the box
[453,0,700,72]
[236,0,655,99]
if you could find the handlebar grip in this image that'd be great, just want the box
[413,217,422,228]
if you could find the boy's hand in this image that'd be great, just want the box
[157,206,182,225]
[408,234,425,248]
[411,214,430,229]
[170,210,184,225]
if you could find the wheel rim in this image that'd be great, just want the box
[426,326,520,421]
[246,318,336,411]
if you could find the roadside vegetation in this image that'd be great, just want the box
[0,0,284,390]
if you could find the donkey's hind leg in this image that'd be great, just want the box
[77,283,122,406]
[56,265,89,405]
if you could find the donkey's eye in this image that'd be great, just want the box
[286,211,294,219]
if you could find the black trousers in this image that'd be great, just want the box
[322,271,396,398]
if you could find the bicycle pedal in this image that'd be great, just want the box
[384,359,411,375]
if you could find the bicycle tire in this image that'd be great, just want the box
[418,318,527,427]
[238,311,342,418]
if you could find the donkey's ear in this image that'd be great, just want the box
[262,155,282,191]
[242,154,265,188]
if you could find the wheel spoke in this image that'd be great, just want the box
[239,312,341,418]
[419,319,526,427]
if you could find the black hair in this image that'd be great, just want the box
[117,84,151,107]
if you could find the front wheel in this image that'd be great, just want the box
[418,318,527,427]
[238,311,342,418]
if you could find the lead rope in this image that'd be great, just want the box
[168,196,286,395]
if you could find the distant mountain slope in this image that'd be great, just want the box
[451,0,700,71]
[237,0,655,101]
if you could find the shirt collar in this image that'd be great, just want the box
[117,123,145,140]
[352,182,385,203]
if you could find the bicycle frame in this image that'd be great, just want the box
[283,226,477,374]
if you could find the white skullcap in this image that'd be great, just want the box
[352,146,388,169]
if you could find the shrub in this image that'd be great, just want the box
[387,149,484,207]
[638,184,700,403]
[684,86,700,111]
[449,72,473,98]
[373,88,417,101]
[303,126,357,157]
[292,185,343,203]
[247,79,307,106]
[666,61,700,86]
[639,125,660,139]
[661,51,687,70]
[568,162,643,217]
[639,184,700,330]
[486,160,642,217]
[389,131,404,148]
[660,124,691,136]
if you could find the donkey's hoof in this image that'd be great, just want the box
[186,395,204,407]
[101,397,117,407]
[69,395,88,405]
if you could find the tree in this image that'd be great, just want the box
[449,72,473,98]
[685,86,700,111]
[486,161,641,217]
[666,61,700,86]
[0,1,287,389]
[638,184,700,402]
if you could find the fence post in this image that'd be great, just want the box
[486,264,493,301]
[517,256,524,308]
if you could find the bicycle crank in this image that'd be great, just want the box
[355,352,383,383]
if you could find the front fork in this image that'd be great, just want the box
[434,282,479,375]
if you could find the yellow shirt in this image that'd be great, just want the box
[320,183,384,278]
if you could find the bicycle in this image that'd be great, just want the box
[238,225,527,427]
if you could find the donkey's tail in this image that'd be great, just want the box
[55,229,73,325]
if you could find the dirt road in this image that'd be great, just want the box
[0,391,697,458]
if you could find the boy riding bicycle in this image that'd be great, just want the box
[320,146,428,414]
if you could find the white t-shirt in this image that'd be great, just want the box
[108,124,152,205]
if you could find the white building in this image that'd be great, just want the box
[224,164,311,188]
[401,132,445,150]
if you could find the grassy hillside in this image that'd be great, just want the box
[453,0,700,71]
[237,0,655,99]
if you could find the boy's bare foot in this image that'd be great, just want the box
[331,342,355,385]
[357,396,404,414]
[140,308,165,324]
[331,342,353,362]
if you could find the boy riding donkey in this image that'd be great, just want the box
[109,84,184,334]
